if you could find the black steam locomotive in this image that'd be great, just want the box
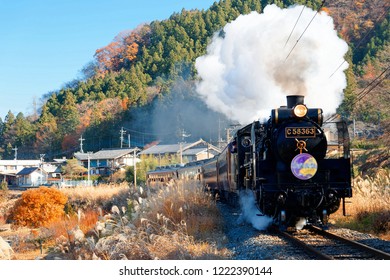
[147,95,352,230]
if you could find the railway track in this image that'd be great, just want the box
[275,225,390,260]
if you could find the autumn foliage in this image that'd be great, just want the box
[9,187,68,227]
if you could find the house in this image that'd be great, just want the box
[42,163,64,185]
[0,160,41,186]
[139,139,221,163]
[17,167,48,187]
[74,148,140,176]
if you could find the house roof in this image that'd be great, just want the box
[181,147,219,156]
[139,139,221,155]
[75,148,139,161]
[92,148,137,160]
[0,160,40,166]
[74,152,89,161]
[139,143,188,155]
[53,158,67,164]
[17,167,40,176]
[42,164,61,173]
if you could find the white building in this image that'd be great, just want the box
[0,160,40,186]
[17,167,48,187]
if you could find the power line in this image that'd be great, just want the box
[122,126,177,137]
[284,4,306,48]
[285,0,326,61]
[325,64,389,123]
[353,65,390,106]
[329,6,390,78]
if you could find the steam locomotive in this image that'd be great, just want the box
[147,95,352,230]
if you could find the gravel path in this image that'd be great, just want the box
[217,202,390,260]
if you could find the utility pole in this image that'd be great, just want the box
[218,118,223,148]
[178,129,190,164]
[12,146,18,160]
[133,149,137,189]
[120,127,126,148]
[39,154,45,185]
[226,124,240,142]
[180,142,183,164]
[180,128,191,142]
[79,135,85,153]
[87,152,93,186]
[128,134,131,148]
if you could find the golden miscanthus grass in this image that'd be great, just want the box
[60,182,130,203]
[38,180,230,260]
[128,180,230,260]
[333,169,390,239]
[60,182,131,211]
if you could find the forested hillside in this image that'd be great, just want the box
[0,0,388,159]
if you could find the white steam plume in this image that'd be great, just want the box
[195,5,349,124]
[237,190,272,230]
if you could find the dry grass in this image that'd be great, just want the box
[0,181,229,260]
[60,182,131,212]
[332,169,390,239]
[136,181,229,259]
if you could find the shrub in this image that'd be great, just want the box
[0,181,8,192]
[9,187,68,227]
[0,181,8,204]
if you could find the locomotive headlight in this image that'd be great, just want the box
[293,104,308,118]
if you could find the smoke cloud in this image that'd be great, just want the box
[195,5,349,124]
[237,190,272,230]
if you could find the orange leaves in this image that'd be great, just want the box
[121,97,129,110]
[362,60,377,80]
[95,41,124,73]
[125,42,139,62]
[9,187,68,228]
[94,28,144,75]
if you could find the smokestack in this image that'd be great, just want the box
[287,95,304,108]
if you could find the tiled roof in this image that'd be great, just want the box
[0,160,40,166]
[181,147,218,156]
[140,139,221,155]
[75,148,138,161]
[139,143,191,155]
[17,167,39,175]
[92,148,137,160]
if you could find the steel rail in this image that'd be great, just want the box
[307,225,390,260]
[272,226,333,260]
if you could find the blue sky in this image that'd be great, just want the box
[0,0,216,120]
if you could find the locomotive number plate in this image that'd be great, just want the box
[285,127,316,138]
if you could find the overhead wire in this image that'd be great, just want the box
[284,0,326,61]
[329,6,390,78]
[325,6,389,122]
[353,65,390,104]
[284,4,306,48]
[324,64,390,123]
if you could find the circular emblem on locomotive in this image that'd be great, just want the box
[291,153,318,180]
